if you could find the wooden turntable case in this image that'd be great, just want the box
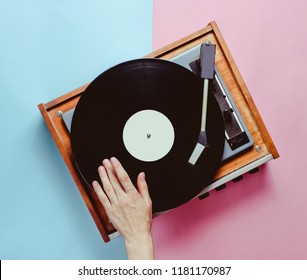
[38,21,279,242]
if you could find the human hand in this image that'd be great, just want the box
[92,157,154,260]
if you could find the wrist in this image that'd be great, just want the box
[124,232,155,260]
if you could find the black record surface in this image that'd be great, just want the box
[71,58,225,213]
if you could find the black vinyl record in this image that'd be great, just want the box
[71,58,225,212]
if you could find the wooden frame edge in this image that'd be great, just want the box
[37,103,111,242]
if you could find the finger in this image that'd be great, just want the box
[110,157,135,193]
[103,159,125,196]
[137,172,152,205]
[92,180,111,211]
[97,165,117,203]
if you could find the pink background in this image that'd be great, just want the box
[151,0,307,259]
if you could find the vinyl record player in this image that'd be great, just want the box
[38,21,279,242]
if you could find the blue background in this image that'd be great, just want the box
[0,0,152,259]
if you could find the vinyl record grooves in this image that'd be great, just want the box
[71,58,225,212]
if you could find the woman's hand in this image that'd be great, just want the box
[92,157,154,260]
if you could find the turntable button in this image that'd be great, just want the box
[215,184,227,191]
[232,175,244,183]
[248,167,260,174]
[198,192,210,200]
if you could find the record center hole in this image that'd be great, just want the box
[147,133,151,139]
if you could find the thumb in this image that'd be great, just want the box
[137,172,151,202]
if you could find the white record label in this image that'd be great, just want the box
[123,110,175,162]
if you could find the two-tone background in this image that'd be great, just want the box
[1,0,306,259]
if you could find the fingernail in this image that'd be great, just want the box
[140,172,146,180]
[103,159,110,166]
[110,157,118,163]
